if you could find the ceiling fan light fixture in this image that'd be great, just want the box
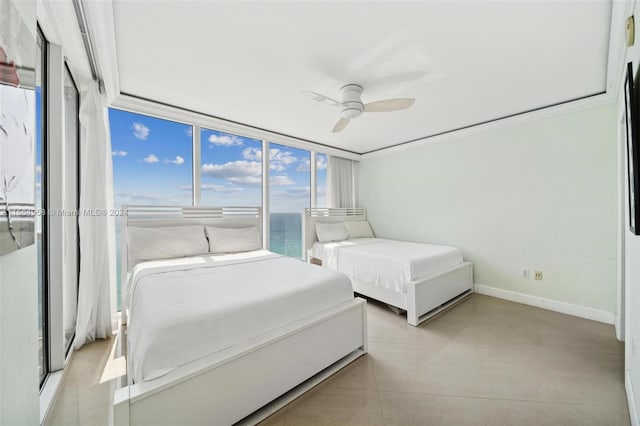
[341,105,363,118]
[304,82,415,132]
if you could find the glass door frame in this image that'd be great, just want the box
[63,61,80,356]
[37,24,50,389]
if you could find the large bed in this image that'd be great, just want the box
[114,206,367,426]
[304,207,473,326]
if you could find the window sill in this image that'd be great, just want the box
[40,336,77,425]
[39,370,63,425]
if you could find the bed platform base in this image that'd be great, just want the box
[353,261,473,326]
[114,297,367,426]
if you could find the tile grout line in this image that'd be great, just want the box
[373,388,627,408]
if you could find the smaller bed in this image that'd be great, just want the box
[304,208,473,326]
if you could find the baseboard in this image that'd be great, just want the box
[474,284,615,324]
[616,314,626,342]
[626,370,639,426]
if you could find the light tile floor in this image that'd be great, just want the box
[45,336,120,426]
[45,294,629,425]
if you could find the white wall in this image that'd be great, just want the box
[358,104,617,315]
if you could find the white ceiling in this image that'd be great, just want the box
[111,1,612,154]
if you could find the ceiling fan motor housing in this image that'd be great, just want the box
[340,84,364,118]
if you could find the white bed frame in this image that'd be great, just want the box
[114,205,367,426]
[303,207,472,326]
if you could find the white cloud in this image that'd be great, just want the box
[185,128,193,137]
[269,175,294,186]
[296,159,310,172]
[35,165,41,175]
[115,192,178,205]
[226,176,262,185]
[132,122,150,140]
[208,133,244,146]
[272,186,310,198]
[317,155,328,170]
[295,154,328,172]
[202,184,244,192]
[171,156,184,165]
[241,147,298,172]
[143,154,159,163]
[112,150,128,157]
[202,160,262,185]
[177,184,244,193]
[242,147,261,161]
[269,148,297,168]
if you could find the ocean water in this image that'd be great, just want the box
[269,212,303,260]
[115,212,303,310]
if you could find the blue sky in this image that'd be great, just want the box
[109,108,326,212]
[110,108,193,207]
[36,88,43,213]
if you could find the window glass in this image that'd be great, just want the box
[62,66,79,353]
[316,153,328,207]
[268,143,310,259]
[109,108,193,309]
[35,30,48,385]
[200,128,261,206]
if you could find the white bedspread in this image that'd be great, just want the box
[312,238,463,293]
[127,250,353,383]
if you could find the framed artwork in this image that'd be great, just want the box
[625,61,640,235]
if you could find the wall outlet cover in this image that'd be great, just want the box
[534,271,543,280]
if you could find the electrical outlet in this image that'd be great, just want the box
[534,270,543,280]
[521,268,529,278]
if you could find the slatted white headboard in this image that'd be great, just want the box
[121,205,262,284]
[303,207,367,260]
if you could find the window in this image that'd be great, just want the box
[62,65,79,353]
[269,143,310,259]
[35,28,49,386]
[109,108,193,308]
[316,153,328,207]
[200,129,262,206]
[110,110,349,271]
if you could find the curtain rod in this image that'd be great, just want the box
[71,0,104,93]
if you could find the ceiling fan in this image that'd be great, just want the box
[304,84,415,133]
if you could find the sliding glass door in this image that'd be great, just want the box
[62,65,79,354]
[35,28,48,386]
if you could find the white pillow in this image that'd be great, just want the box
[345,221,375,239]
[206,225,262,253]
[127,225,209,266]
[315,222,348,243]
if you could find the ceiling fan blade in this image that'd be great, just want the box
[332,117,350,133]
[303,91,343,108]
[364,98,415,112]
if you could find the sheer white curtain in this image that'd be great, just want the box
[74,83,116,349]
[327,156,356,208]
